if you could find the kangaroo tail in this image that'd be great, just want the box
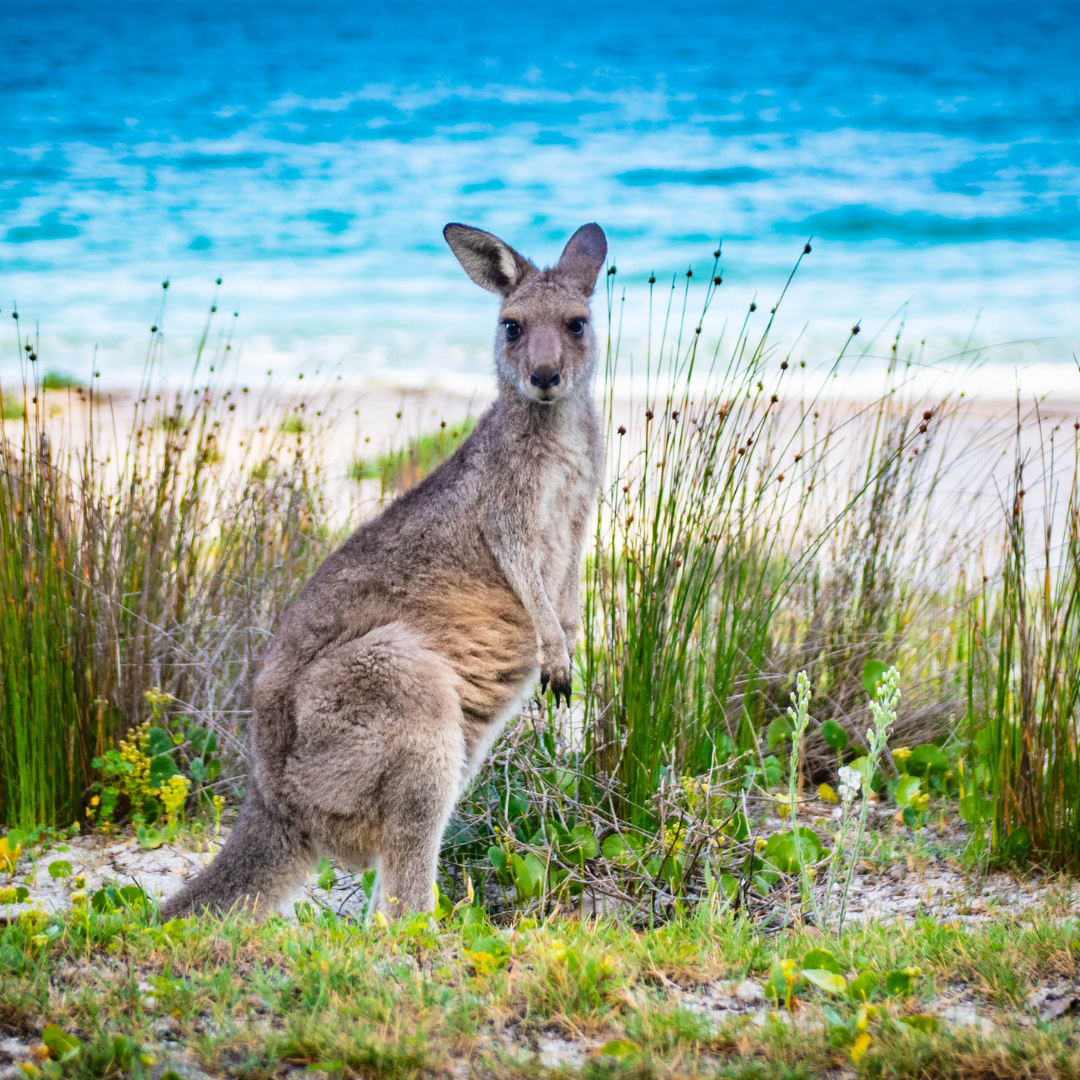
[159,785,313,920]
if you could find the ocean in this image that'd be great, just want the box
[2,0,1078,395]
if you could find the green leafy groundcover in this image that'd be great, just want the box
[0,887,1078,1079]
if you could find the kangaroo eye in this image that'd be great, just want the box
[568,318,585,335]
[504,321,521,340]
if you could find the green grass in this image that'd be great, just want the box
[349,416,477,496]
[41,370,81,391]
[0,898,1078,1078]
[280,413,309,435]
[1,395,23,420]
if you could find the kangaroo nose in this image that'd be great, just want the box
[530,366,561,390]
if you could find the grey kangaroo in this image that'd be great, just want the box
[161,222,607,919]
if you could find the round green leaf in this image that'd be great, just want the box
[762,755,783,787]
[802,948,842,974]
[766,717,794,751]
[148,752,179,788]
[894,775,922,808]
[91,887,119,913]
[146,727,174,757]
[884,969,914,996]
[601,833,629,860]
[117,885,147,910]
[42,1025,82,1062]
[821,720,849,750]
[762,829,822,873]
[802,968,846,994]
[905,744,949,777]
[848,969,879,1001]
[1006,826,1032,855]
[861,660,889,697]
[565,824,599,860]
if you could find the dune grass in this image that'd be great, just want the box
[965,410,1080,872]
[0,301,331,828]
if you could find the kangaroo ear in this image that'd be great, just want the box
[443,224,533,295]
[557,223,607,294]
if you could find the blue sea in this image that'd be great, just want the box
[2,0,1078,394]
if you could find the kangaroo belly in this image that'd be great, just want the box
[411,578,537,726]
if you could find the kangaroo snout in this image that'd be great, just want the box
[530,365,560,391]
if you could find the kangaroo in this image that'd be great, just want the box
[160,222,608,920]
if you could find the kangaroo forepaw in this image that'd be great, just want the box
[551,672,572,708]
[540,666,572,708]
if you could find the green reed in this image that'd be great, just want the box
[0,348,90,828]
[967,408,1080,871]
[581,250,972,825]
[0,295,334,827]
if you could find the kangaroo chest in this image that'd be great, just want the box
[533,425,599,587]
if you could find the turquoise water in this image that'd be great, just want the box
[2,0,1077,391]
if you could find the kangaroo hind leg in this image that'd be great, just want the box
[286,622,465,918]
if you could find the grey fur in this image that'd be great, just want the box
[160,222,608,920]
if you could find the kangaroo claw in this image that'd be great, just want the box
[551,675,572,708]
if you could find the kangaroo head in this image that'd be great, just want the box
[444,222,608,405]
